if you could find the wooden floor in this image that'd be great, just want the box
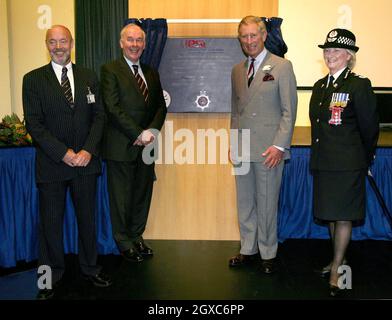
[1,239,392,302]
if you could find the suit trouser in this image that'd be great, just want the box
[235,161,284,260]
[106,154,155,252]
[37,174,101,284]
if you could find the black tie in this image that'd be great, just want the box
[247,58,255,87]
[132,65,148,102]
[61,67,74,107]
[327,75,335,89]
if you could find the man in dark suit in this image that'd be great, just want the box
[100,24,167,263]
[23,25,112,300]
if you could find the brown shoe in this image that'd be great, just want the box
[229,253,258,267]
[261,258,277,274]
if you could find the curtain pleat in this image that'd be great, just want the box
[75,0,128,76]
[262,17,288,58]
[124,18,168,69]
[1,147,391,267]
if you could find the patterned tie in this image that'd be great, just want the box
[61,67,74,107]
[247,58,255,87]
[132,65,148,102]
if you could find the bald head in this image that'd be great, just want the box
[45,25,74,66]
[46,25,73,42]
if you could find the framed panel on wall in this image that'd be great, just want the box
[159,37,245,113]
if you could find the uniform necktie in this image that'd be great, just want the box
[132,65,148,102]
[61,67,74,107]
[327,75,335,89]
[247,58,255,87]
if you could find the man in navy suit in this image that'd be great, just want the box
[23,25,111,300]
[101,24,167,263]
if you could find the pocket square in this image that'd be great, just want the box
[263,74,274,81]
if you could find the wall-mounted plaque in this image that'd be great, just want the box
[159,38,245,113]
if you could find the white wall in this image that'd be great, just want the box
[0,0,12,117]
[3,0,74,119]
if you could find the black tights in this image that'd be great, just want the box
[328,221,352,286]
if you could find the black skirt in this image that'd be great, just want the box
[312,169,366,221]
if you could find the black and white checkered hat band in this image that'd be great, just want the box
[328,36,355,46]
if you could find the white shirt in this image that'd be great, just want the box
[248,48,268,75]
[328,67,346,86]
[51,61,74,99]
[124,56,148,88]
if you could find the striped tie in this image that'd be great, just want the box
[61,67,74,107]
[247,58,255,87]
[132,65,148,102]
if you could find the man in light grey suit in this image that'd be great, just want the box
[229,16,297,273]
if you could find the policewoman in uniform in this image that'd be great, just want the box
[309,29,379,296]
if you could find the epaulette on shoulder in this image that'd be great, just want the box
[351,72,367,79]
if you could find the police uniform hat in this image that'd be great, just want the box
[318,28,359,52]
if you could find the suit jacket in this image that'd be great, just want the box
[309,68,379,171]
[100,57,167,161]
[22,63,105,183]
[231,51,298,162]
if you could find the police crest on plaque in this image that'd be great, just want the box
[195,90,211,111]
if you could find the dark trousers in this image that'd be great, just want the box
[37,174,100,284]
[106,154,154,252]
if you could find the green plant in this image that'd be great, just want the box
[0,113,32,147]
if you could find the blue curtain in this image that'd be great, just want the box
[278,148,392,241]
[1,147,391,268]
[124,18,168,69]
[261,17,288,58]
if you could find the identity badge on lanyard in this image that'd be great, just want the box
[328,92,349,126]
[86,87,95,104]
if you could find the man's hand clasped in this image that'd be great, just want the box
[62,149,92,167]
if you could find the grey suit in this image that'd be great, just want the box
[231,50,297,259]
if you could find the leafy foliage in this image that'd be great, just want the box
[0,113,32,147]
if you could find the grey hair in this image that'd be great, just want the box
[238,15,267,35]
[346,49,356,69]
[120,23,146,40]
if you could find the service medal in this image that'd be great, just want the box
[328,93,349,126]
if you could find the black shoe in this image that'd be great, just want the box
[329,284,343,297]
[82,272,112,288]
[36,288,54,300]
[122,248,144,262]
[261,258,277,274]
[134,239,154,256]
[315,258,348,278]
[229,253,258,267]
[316,264,331,278]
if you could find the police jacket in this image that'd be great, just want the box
[309,68,379,171]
